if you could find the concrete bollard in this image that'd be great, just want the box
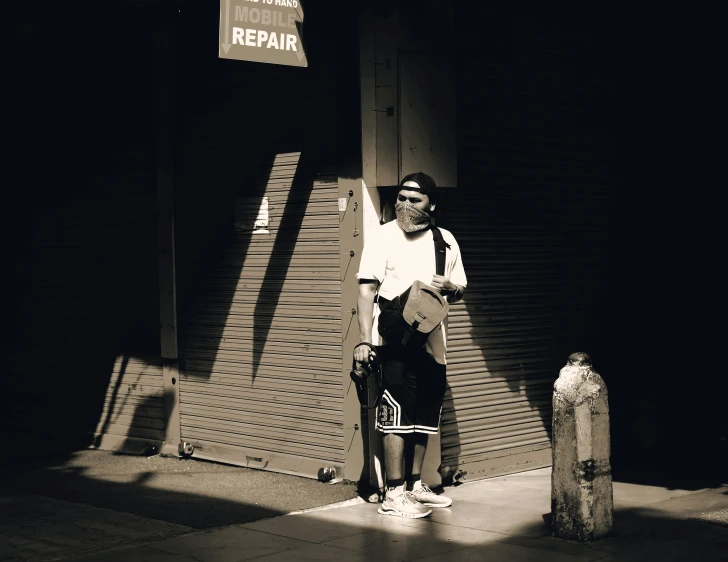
[551,352,613,542]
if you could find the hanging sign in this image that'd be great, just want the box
[219,0,307,67]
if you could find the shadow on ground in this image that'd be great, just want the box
[0,450,358,530]
[73,479,728,562]
[2,450,726,561]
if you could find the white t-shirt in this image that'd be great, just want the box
[356,221,467,364]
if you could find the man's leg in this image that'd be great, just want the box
[407,351,453,508]
[376,346,432,518]
[404,433,429,489]
[383,432,406,490]
[378,431,431,518]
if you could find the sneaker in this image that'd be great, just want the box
[378,491,433,518]
[410,483,453,508]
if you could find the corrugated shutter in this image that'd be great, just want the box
[439,17,613,481]
[174,4,342,477]
[178,161,342,476]
[94,356,166,450]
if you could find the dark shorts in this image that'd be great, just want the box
[375,344,447,435]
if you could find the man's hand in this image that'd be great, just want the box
[431,274,457,295]
[354,342,376,364]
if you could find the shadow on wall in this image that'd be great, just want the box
[174,150,276,383]
[376,13,620,483]
[90,357,173,456]
[3,3,165,461]
[172,0,341,382]
[165,0,346,472]
[176,149,323,383]
[3,0,351,473]
[439,186,612,483]
[251,152,320,379]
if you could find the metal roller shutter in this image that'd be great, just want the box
[94,356,166,450]
[440,202,564,481]
[439,18,613,481]
[174,8,343,477]
[178,163,342,476]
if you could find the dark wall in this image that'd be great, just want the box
[453,6,726,484]
[4,2,165,456]
[609,12,726,484]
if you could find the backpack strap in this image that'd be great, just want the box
[431,227,450,276]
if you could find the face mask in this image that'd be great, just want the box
[395,200,431,233]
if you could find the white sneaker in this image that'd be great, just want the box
[378,490,433,518]
[410,483,453,508]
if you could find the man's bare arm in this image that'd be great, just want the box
[355,280,378,363]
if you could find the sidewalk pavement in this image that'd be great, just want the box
[1,451,359,529]
[5,466,725,562]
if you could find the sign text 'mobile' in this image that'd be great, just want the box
[219,0,307,67]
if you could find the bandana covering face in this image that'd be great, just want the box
[395,200,431,232]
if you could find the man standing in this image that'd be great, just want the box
[354,172,467,518]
